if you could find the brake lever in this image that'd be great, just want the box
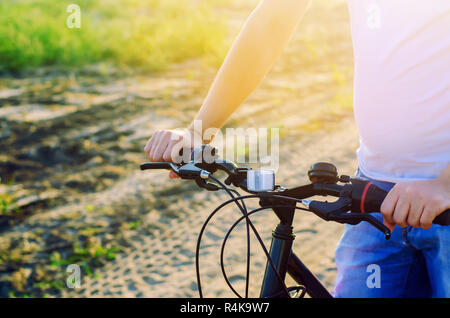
[175,163,221,191]
[302,197,391,240]
[328,212,391,240]
[302,197,352,220]
[195,178,221,191]
[357,214,391,239]
[177,162,204,179]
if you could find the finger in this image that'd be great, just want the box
[419,205,436,230]
[169,171,179,179]
[384,221,396,233]
[407,201,425,228]
[162,141,176,162]
[153,141,169,162]
[381,186,399,225]
[392,196,410,227]
[148,132,162,161]
[144,131,159,154]
[163,135,182,162]
[150,132,169,161]
[144,135,156,156]
[170,138,186,164]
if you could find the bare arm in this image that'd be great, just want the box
[145,0,311,163]
[190,0,312,138]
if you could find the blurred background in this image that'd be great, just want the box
[0,0,357,298]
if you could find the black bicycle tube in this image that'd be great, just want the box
[287,252,333,298]
[193,193,332,298]
[259,202,297,298]
[220,205,299,298]
[259,225,295,298]
[195,194,297,298]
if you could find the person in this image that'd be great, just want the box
[144,0,450,297]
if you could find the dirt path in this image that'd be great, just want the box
[61,116,359,298]
[0,0,355,297]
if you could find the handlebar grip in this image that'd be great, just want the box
[140,162,177,171]
[178,145,218,163]
[433,210,450,226]
[351,179,450,226]
[351,179,387,213]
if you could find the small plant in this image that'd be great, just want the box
[0,194,12,214]
[0,179,21,215]
[33,280,65,291]
[50,241,121,275]
[127,220,142,230]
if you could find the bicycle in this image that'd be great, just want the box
[140,145,450,298]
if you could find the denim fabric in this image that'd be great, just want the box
[333,170,450,298]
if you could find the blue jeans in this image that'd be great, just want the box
[334,170,450,298]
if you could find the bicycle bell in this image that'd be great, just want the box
[247,169,275,192]
[307,162,338,184]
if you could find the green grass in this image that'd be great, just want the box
[0,179,20,215]
[49,242,121,270]
[0,0,229,73]
[0,194,13,214]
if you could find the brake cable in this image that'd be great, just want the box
[225,188,251,298]
[209,180,252,298]
[204,174,257,298]
[219,204,311,298]
[195,190,312,298]
[195,186,322,298]
[195,190,292,298]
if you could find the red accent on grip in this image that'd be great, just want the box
[360,182,373,213]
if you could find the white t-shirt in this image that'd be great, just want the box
[347,0,450,182]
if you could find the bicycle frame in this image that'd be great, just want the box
[140,151,449,298]
[258,197,333,298]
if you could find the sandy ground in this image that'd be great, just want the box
[62,117,359,298]
[0,0,356,298]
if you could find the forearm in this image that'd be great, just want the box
[436,163,450,185]
[189,0,311,140]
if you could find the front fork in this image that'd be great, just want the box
[259,198,296,298]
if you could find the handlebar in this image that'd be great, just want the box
[350,178,450,226]
[140,145,450,238]
[140,162,179,171]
